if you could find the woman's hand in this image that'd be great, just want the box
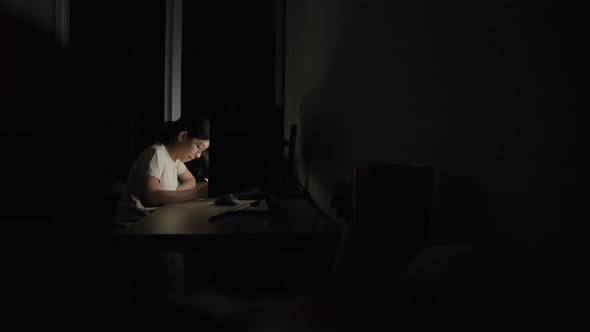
[196,181,209,199]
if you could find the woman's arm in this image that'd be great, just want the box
[139,176,208,207]
[177,169,197,190]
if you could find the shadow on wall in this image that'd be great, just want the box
[288,0,590,308]
[294,0,514,239]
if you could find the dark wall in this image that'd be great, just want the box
[70,0,166,181]
[1,2,167,329]
[0,0,54,35]
[182,0,276,116]
[0,3,111,329]
[285,0,589,315]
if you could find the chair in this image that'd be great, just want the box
[107,181,126,221]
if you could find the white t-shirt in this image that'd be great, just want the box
[115,143,187,222]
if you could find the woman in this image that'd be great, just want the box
[115,116,211,224]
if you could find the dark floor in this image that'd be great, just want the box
[104,249,331,332]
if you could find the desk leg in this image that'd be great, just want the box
[164,252,186,294]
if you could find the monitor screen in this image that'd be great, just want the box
[206,102,283,198]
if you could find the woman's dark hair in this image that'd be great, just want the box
[156,116,210,143]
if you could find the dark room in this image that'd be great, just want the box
[1,0,589,331]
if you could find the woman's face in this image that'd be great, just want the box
[177,131,209,162]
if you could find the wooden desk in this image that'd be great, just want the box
[114,198,339,252]
[114,198,340,295]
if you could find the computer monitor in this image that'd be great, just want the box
[207,102,284,201]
